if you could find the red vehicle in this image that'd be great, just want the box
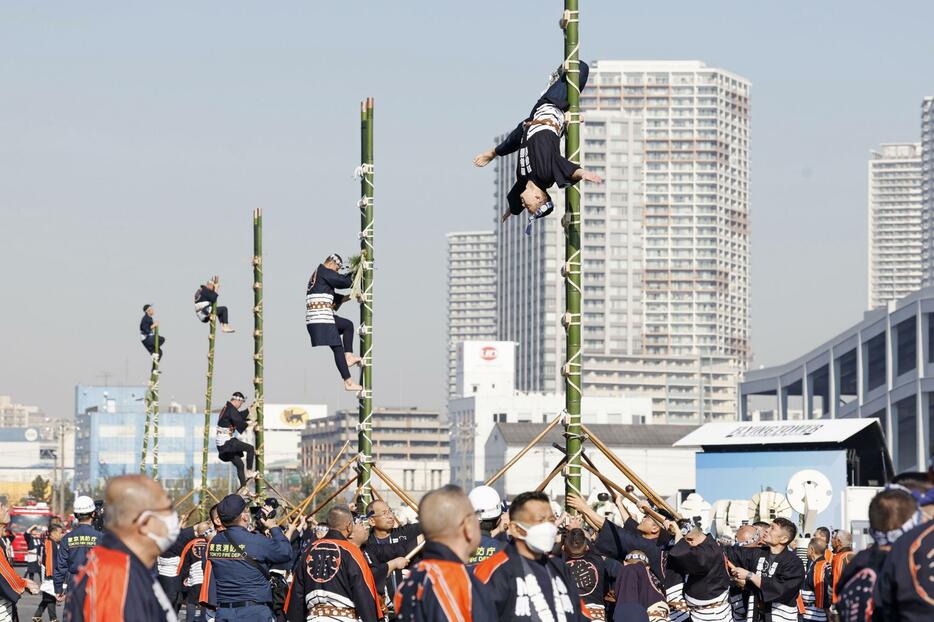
[7,502,52,564]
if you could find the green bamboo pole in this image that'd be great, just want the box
[252,208,265,496]
[151,332,160,480]
[139,326,159,473]
[561,1,583,511]
[357,98,375,507]
[200,302,218,519]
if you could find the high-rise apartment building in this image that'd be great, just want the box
[495,110,647,392]
[446,232,497,398]
[587,60,751,361]
[868,143,923,308]
[921,98,934,285]
[493,60,750,420]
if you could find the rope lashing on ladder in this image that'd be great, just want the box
[561,349,583,395]
[561,312,581,329]
[353,163,374,182]
[564,111,582,162]
[561,211,581,230]
[561,251,582,295]
[560,9,580,29]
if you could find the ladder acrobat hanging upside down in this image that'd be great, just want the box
[473,60,603,235]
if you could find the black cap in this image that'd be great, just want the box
[143,304,151,312]
[216,494,248,523]
[230,391,246,401]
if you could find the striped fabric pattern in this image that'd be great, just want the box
[215,426,233,446]
[684,589,732,622]
[770,602,801,622]
[527,103,566,139]
[305,293,335,324]
[304,589,357,622]
[800,589,827,621]
[666,583,689,622]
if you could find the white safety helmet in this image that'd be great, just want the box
[74,496,95,515]
[468,485,503,521]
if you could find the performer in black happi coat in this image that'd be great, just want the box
[306,254,362,391]
[473,61,603,235]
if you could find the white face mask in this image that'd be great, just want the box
[141,511,181,553]
[515,521,559,555]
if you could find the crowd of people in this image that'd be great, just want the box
[0,466,931,622]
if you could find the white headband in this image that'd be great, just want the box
[869,509,924,547]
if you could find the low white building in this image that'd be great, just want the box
[449,341,652,488]
[484,423,699,502]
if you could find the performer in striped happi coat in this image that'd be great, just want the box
[726,518,804,622]
[473,61,604,235]
[306,254,362,392]
[665,521,732,622]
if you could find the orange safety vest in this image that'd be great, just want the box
[813,558,829,609]
[395,559,473,621]
[830,550,851,603]
[0,546,26,595]
[73,546,133,622]
[44,540,55,578]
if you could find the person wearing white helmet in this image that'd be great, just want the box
[53,495,102,596]
[467,485,507,566]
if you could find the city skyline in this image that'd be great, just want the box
[2,2,932,420]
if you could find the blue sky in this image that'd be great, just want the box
[1,2,932,418]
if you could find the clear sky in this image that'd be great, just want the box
[2,2,932,419]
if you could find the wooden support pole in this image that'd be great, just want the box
[536,458,568,493]
[580,423,681,519]
[309,477,356,518]
[280,446,357,525]
[485,415,563,486]
[372,465,418,512]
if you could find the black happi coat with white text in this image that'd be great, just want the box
[473,543,589,622]
[725,546,804,622]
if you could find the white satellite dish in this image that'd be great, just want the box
[748,490,793,523]
[786,469,833,515]
[786,469,833,535]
